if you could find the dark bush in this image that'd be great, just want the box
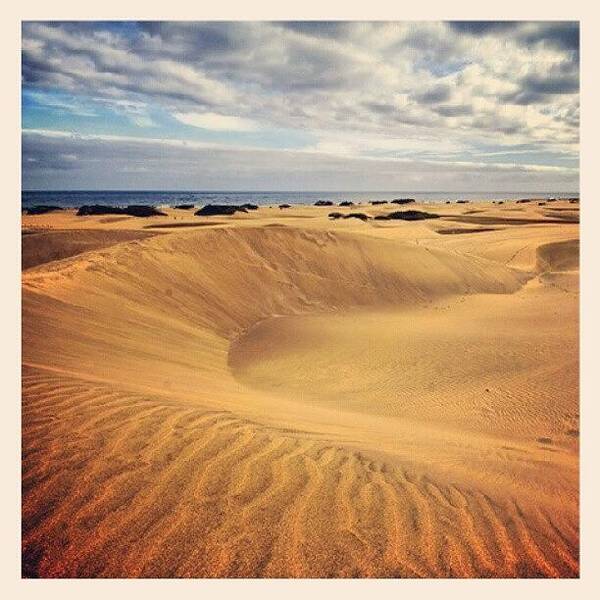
[77,205,119,216]
[195,204,248,216]
[339,201,354,206]
[279,204,291,209]
[374,210,440,221]
[25,205,63,215]
[329,212,370,221]
[77,204,166,217]
[174,204,195,210]
[125,205,167,217]
[391,198,416,205]
[314,200,334,206]
[344,213,370,221]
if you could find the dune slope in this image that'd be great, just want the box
[22,229,159,270]
[22,224,579,578]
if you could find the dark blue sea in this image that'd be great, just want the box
[21,190,579,209]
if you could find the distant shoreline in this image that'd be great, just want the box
[21,190,580,209]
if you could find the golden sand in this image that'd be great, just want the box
[22,199,579,577]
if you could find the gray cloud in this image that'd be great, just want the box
[501,91,546,106]
[447,21,519,35]
[448,21,579,54]
[521,72,579,95]
[435,104,473,117]
[502,67,579,106]
[518,22,579,53]
[412,85,452,104]
[275,21,353,38]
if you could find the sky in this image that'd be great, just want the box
[21,21,579,191]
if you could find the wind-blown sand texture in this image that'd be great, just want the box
[22,199,579,578]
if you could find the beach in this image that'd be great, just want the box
[21,198,579,578]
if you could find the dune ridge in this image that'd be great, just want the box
[22,216,579,578]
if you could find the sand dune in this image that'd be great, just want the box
[537,239,579,272]
[22,229,159,270]
[22,200,579,577]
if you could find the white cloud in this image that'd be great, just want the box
[172,111,260,131]
[130,115,156,128]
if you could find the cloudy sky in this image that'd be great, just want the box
[22,21,579,191]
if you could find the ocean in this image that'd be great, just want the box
[21,190,579,209]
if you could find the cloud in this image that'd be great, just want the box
[22,22,236,108]
[435,104,473,117]
[412,85,451,104]
[447,21,520,35]
[447,21,579,54]
[521,72,579,95]
[518,22,579,53]
[500,65,579,105]
[24,91,98,117]
[130,114,156,128]
[275,21,352,39]
[22,129,578,192]
[21,21,579,189]
[172,111,259,131]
